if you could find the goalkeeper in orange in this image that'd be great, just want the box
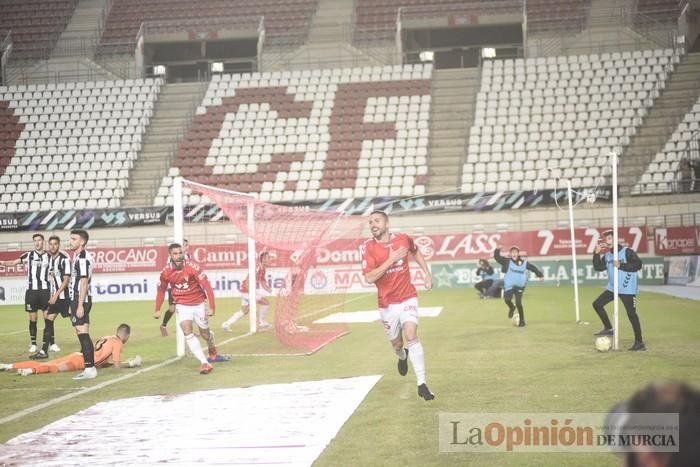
[0,324,140,376]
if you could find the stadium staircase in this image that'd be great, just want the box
[427,68,479,193]
[262,0,389,71]
[121,82,207,207]
[7,0,119,84]
[621,52,700,193]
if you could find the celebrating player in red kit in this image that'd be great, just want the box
[361,210,435,401]
[154,243,226,374]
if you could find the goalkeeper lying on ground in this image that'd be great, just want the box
[1,323,141,376]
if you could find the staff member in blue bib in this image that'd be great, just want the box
[494,246,543,327]
[475,259,498,298]
[592,230,645,351]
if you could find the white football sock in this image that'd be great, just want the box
[258,304,269,323]
[185,333,208,364]
[394,347,407,360]
[407,340,426,386]
[225,310,245,326]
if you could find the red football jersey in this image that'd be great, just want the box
[240,262,266,294]
[361,232,417,308]
[156,260,215,309]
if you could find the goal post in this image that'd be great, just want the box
[172,178,259,349]
[171,177,365,355]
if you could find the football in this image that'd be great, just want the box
[595,335,612,352]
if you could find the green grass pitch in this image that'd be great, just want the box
[1,286,699,466]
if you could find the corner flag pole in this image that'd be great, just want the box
[566,180,581,323]
[173,176,185,357]
[611,152,620,351]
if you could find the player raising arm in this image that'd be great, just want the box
[155,243,225,374]
[494,245,543,327]
[1,324,140,376]
[361,210,435,401]
[591,230,645,351]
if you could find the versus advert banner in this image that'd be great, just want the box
[0,208,169,232]
[0,188,610,232]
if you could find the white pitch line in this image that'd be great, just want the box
[0,330,25,337]
[0,356,181,426]
[296,293,372,321]
[1,296,374,425]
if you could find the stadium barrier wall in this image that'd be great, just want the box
[0,258,667,305]
[666,256,700,287]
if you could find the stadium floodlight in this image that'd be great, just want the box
[211,62,224,73]
[153,65,167,77]
[419,51,434,62]
[481,47,496,59]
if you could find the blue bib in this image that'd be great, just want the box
[479,269,498,281]
[504,259,528,291]
[605,247,638,295]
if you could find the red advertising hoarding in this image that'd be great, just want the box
[654,226,700,255]
[0,226,648,277]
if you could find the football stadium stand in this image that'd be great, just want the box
[461,49,681,193]
[0,0,78,59]
[633,95,700,194]
[98,0,319,55]
[153,65,432,206]
[0,79,162,213]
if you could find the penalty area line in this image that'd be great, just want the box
[0,355,182,426]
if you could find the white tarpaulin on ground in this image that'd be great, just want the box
[314,307,443,324]
[0,375,382,466]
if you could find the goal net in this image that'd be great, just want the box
[173,177,365,356]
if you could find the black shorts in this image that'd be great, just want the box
[168,288,175,306]
[25,290,50,313]
[70,298,92,326]
[48,298,70,318]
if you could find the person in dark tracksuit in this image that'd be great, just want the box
[592,230,645,351]
[475,259,497,298]
[494,246,543,327]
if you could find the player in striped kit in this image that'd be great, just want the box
[155,243,225,374]
[361,211,435,401]
[0,233,51,353]
[31,235,71,359]
[69,229,98,380]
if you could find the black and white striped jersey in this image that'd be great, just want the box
[69,250,93,303]
[49,251,72,300]
[18,250,50,291]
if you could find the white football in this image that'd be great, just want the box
[512,314,520,326]
[595,335,612,352]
